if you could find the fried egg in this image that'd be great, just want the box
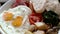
[0,5,32,34]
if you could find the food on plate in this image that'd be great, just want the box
[29,13,43,25]
[47,31,58,34]
[25,30,33,34]
[12,16,23,27]
[45,0,60,16]
[3,12,13,21]
[28,25,37,32]
[42,10,60,27]
[0,5,32,34]
[28,22,49,32]
[35,22,48,30]
[29,1,34,12]
[30,0,47,13]
[33,30,45,34]
[12,0,30,8]
[0,0,60,34]
[46,28,58,34]
[54,4,60,15]
[11,5,32,16]
[46,0,59,11]
[12,0,26,8]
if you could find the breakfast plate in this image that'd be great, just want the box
[0,0,60,34]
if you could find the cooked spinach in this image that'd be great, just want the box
[43,10,60,27]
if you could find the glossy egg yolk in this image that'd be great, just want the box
[3,12,13,21]
[12,16,23,27]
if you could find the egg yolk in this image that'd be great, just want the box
[3,12,13,21]
[12,16,23,27]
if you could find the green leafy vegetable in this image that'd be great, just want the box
[43,10,60,27]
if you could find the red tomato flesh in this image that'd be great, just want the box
[29,13,43,25]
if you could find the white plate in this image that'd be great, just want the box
[0,0,8,2]
[0,0,15,13]
[58,30,60,34]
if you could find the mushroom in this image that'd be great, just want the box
[33,30,45,34]
[35,22,48,30]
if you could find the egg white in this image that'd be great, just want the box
[0,5,31,34]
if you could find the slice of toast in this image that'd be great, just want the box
[30,0,47,13]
